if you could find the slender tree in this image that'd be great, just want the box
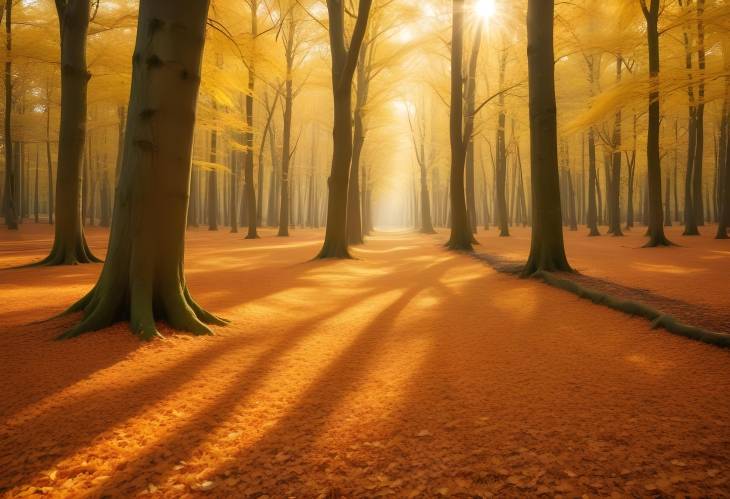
[445,0,475,250]
[60,0,225,339]
[316,0,372,258]
[640,0,672,246]
[3,0,17,230]
[522,0,571,275]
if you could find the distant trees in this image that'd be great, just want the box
[61,0,224,339]
[522,0,571,275]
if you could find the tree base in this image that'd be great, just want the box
[30,237,102,267]
[316,239,353,259]
[58,284,227,340]
[643,235,675,247]
[245,233,260,240]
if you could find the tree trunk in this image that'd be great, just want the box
[522,0,572,275]
[207,130,219,230]
[37,0,100,264]
[317,0,372,258]
[586,128,599,235]
[34,146,39,223]
[347,47,369,245]
[46,111,54,225]
[60,0,225,339]
[243,1,258,238]
[464,24,483,234]
[445,0,473,250]
[278,53,293,236]
[693,0,706,227]
[641,0,672,246]
[3,0,17,229]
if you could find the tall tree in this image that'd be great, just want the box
[522,0,571,275]
[35,0,100,264]
[243,0,259,238]
[60,0,224,339]
[445,0,475,251]
[2,0,17,230]
[640,0,672,246]
[316,0,372,258]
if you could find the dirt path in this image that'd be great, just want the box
[1,226,729,497]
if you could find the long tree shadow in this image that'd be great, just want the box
[1,256,454,494]
[88,258,456,497]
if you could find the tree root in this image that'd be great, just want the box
[56,283,226,341]
[473,252,730,349]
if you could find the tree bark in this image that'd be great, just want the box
[641,0,672,246]
[522,0,572,275]
[60,0,225,339]
[37,0,100,264]
[317,0,372,258]
[445,0,474,250]
[3,0,17,229]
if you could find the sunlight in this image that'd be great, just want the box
[474,0,497,21]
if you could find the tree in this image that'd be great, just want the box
[60,0,225,339]
[35,0,100,264]
[640,0,672,247]
[243,0,259,239]
[2,0,17,230]
[316,0,372,258]
[445,0,475,251]
[407,99,435,234]
[522,0,572,275]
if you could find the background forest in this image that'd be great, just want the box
[2,0,729,245]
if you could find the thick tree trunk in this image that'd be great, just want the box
[37,0,100,264]
[641,0,672,246]
[522,0,572,275]
[61,0,224,339]
[3,0,17,229]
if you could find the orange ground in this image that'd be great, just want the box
[1,224,729,498]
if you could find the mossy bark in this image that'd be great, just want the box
[60,0,225,340]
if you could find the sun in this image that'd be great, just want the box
[474,0,497,21]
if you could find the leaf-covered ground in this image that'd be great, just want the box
[1,225,729,497]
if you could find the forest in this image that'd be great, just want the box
[0,0,729,496]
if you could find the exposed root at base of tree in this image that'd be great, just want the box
[24,239,102,268]
[473,252,730,349]
[57,286,228,341]
[315,241,353,259]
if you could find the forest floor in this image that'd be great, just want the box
[1,224,729,498]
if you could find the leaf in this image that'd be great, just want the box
[193,480,216,491]
[416,430,432,438]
